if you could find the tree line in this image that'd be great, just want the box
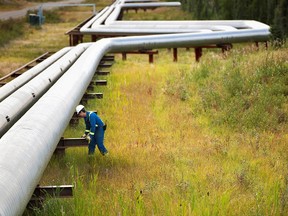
[179,0,287,41]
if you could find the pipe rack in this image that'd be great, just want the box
[0,1,271,215]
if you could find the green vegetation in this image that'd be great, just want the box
[29,45,287,215]
[0,5,90,77]
[179,0,288,41]
[165,47,288,132]
[0,19,26,47]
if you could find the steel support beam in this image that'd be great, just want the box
[28,185,73,208]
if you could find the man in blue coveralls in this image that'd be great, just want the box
[76,105,109,155]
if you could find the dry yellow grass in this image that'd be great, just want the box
[0,9,90,77]
[35,47,287,215]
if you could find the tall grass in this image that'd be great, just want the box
[26,45,288,215]
[164,47,288,132]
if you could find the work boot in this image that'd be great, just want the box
[102,151,109,156]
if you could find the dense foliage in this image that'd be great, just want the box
[179,0,288,40]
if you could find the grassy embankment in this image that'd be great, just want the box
[0,2,287,215]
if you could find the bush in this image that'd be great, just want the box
[0,18,25,47]
[164,48,288,132]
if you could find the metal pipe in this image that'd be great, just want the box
[80,1,270,42]
[0,47,71,102]
[0,43,91,138]
[0,28,271,215]
[104,2,181,24]
[81,25,269,40]
[91,24,236,31]
[83,27,213,35]
[106,20,269,29]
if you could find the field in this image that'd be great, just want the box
[0,1,287,215]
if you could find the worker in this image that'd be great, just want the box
[76,104,108,155]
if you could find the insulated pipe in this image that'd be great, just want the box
[84,26,214,35]
[90,5,118,27]
[104,2,181,24]
[93,24,237,31]
[81,25,271,38]
[0,47,72,102]
[105,20,269,29]
[0,43,91,138]
[0,28,271,215]
[84,21,268,36]
[80,6,113,30]
[81,1,270,38]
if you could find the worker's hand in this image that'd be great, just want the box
[81,134,87,138]
[85,135,91,143]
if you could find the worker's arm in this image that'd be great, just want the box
[81,114,90,138]
[89,112,97,136]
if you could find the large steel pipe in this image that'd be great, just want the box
[0,28,271,215]
[0,47,71,102]
[106,20,270,29]
[104,2,181,24]
[79,0,270,42]
[81,1,270,40]
[0,43,90,138]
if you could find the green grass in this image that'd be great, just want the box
[165,47,288,132]
[26,46,288,215]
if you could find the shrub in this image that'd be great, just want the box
[0,18,25,47]
[164,48,288,132]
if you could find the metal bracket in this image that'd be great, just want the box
[95,70,110,76]
[28,185,73,209]
[101,55,115,61]
[95,80,107,86]
[98,62,113,68]
[84,92,103,99]
[54,137,88,154]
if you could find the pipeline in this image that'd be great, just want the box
[0,43,91,138]
[0,29,271,215]
[103,2,181,25]
[0,0,271,214]
[80,0,270,41]
[0,47,71,102]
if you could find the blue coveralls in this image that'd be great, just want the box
[84,111,108,155]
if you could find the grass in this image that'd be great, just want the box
[0,2,287,215]
[0,18,26,48]
[28,46,287,215]
[0,6,93,77]
[165,46,288,132]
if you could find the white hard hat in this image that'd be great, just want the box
[76,105,84,114]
